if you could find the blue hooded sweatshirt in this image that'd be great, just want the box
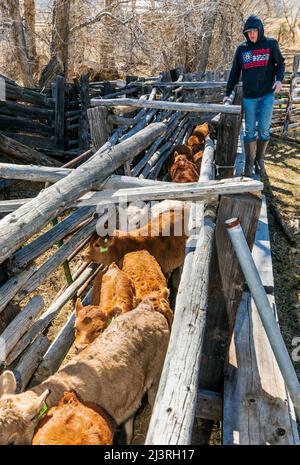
[226,15,285,98]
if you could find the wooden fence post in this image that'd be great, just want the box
[55,75,65,150]
[215,111,242,179]
[87,106,109,150]
[79,74,90,151]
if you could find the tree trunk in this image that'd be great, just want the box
[195,0,220,75]
[51,0,71,77]
[6,0,35,87]
[99,0,119,80]
[24,0,39,75]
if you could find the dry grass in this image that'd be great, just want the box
[264,137,300,379]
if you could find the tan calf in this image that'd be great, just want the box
[122,250,173,327]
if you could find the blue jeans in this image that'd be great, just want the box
[243,92,275,142]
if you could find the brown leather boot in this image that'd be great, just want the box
[255,139,269,174]
[244,141,257,177]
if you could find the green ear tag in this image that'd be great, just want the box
[100,246,109,253]
[33,401,48,423]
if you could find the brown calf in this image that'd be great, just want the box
[83,208,189,275]
[32,391,115,445]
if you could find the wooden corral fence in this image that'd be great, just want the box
[0,68,298,446]
[271,55,300,138]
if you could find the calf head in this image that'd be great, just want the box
[74,298,121,352]
[192,122,209,141]
[0,370,50,445]
[169,145,193,167]
[83,233,119,265]
[169,156,199,183]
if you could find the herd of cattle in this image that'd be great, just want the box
[0,123,209,445]
[168,122,209,183]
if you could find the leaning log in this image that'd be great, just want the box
[33,287,93,384]
[9,207,95,272]
[5,265,98,367]
[13,218,98,301]
[0,123,166,265]
[0,264,37,315]
[13,335,50,393]
[0,295,44,364]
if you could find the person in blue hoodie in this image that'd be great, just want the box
[223,15,285,175]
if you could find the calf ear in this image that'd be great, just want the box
[108,306,122,319]
[26,389,51,422]
[160,287,170,300]
[75,298,84,313]
[0,370,17,397]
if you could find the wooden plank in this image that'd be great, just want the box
[0,132,61,167]
[54,75,65,150]
[0,122,166,265]
[5,82,52,107]
[1,132,56,152]
[0,100,54,121]
[91,97,241,115]
[223,196,300,445]
[0,264,37,314]
[128,81,226,89]
[195,390,222,422]
[196,159,262,443]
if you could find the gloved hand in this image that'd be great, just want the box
[223,96,229,104]
[272,81,282,94]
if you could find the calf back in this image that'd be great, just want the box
[122,250,167,302]
[33,306,170,425]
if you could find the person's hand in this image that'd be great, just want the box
[272,81,282,94]
[223,96,229,104]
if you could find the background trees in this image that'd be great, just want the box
[0,0,299,86]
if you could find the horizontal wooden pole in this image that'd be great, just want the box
[77,178,263,206]
[130,81,227,89]
[91,98,241,115]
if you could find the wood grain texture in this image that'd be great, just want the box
[223,196,300,445]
